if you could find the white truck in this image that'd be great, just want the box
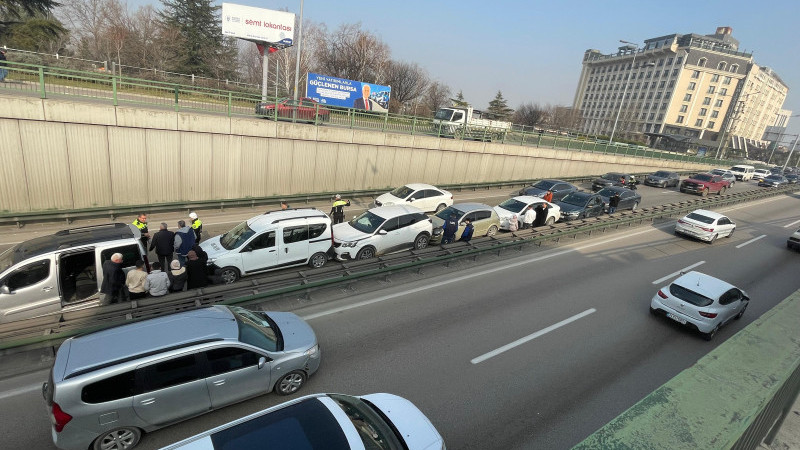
[431,106,512,142]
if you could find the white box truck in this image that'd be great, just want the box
[432,106,512,142]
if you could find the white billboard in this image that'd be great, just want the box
[221,3,295,46]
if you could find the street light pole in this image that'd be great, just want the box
[292,0,304,102]
[608,40,638,145]
[783,135,799,171]
[767,114,800,164]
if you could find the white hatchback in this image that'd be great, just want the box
[674,209,736,243]
[333,205,433,260]
[493,196,561,230]
[374,183,453,213]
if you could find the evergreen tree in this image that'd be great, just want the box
[158,0,224,75]
[487,90,514,121]
[0,0,60,37]
[451,90,469,107]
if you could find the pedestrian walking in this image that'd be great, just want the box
[522,206,536,229]
[99,253,125,305]
[0,49,8,82]
[189,212,203,242]
[330,194,351,224]
[125,260,148,300]
[608,192,621,214]
[132,213,150,250]
[459,219,475,243]
[144,262,170,297]
[542,190,554,203]
[149,222,175,271]
[442,214,459,244]
[168,260,188,292]
[534,202,549,227]
[280,200,290,210]
[174,220,196,266]
[185,250,209,289]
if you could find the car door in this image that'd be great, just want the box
[718,288,746,323]
[422,189,445,211]
[202,346,270,409]
[133,353,211,427]
[470,210,493,236]
[239,231,278,274]
[588,196,604,217]
[716,217,735,236]
[551,183,572,201]
[619,191,636,209]
[281,225,310,266]
[406,189,426,210]
[376,217,403,254]
[0,256,60,323]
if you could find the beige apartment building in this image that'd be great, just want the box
[572,27,790,156]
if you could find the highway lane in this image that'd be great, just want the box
[1,192,798,449]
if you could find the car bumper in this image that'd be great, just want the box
[650,295,716,333]
[680,186,707,194]
[674,223,713,241]
[560,213,580,222]
[788,238,800,250]
[644,180,667,187]
[333,247,354,261]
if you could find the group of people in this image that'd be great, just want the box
[509,200,552,232]
[98,213,208,305]
[441,216,475,244]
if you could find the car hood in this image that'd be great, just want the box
[593,178,614,185]
[200,235,230,260]
[493,206,519,219]
[333,222,370,242]
[556,202,584,213]
[264,311,317,351]
[361,393,444,450]
[646,175,667,181]
[521,187,546,197]
[375,192,404,206]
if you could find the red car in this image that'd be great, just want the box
[256,97,330,122]
[679,173,731,196]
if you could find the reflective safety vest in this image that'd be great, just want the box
[132,219,147,230]
[331,200,350,215]
[191,219,202,230]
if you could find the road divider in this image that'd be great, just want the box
[736,234,767,249]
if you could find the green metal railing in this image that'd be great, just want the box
[1,60,736,166]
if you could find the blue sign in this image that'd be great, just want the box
[307,73,390,112]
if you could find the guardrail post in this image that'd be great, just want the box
[566,138,572,150]
[552,136,558,149]
[411,117,417,135]
[173,86,179,111]
[350,109,354,128]
[112,77,118,106]
[537,133,543,147]
[227,92,232,117]
[38,67,46,98]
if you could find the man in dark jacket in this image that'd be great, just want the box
[185,250,209,289]
[442,214,459,244]
[149,222,175,271]
[534,202,549,227]
[459,219,475,243]
[99,253,125,305]
[608,193,621,214]
[174,220,196,266]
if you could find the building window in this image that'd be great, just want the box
[676,56,683,64]
[668,80,675,88]
[723,76,732,85]
[655,92,662,99]
[644,102,650,110]
[641,113,647,120]
[708,121,715,128]
[695,119,703,127]
[657,58,664,66]
[645,124,652,132]
[677,115,685,123]
[659,81,666,88]
[707,86,716,94]
[718,62,727,70]
[647,92,653,99]
[672,68,679,76]
[698,58,707,67]
[691,70,700,79]
[720,88,727,96]
[635,82,641,89]
[667,57,674,65]
[654,70,661,78]
[649,113,655,120]
[646,71,652,78]
[703,97,711,105]
[657,113,664,121]
[688,82,696,90]
[699,108,707,116]
[730,64,738,72]
[711,110,719,118]
[679,104,688,113]
[715,99,723,107]
[711,74,720,82]
[684,93,692,101]
[661,102,668,110]
[638,72,644,79]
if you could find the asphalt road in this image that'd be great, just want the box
[1,188,798,449]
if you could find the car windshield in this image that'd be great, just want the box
[653,171,671,178]
[690,174,713,182]
[560,192,590,207]
[669,284,714,307]
[330,394,404,450]
[532,180,556,190]
[0,246,18,274]
[602,173,622,181]
[349,211,386,234]
[436,206,465,220]
[434,109,454,120]
[596,188,618,197]
[230,306,282,352]
[686,212,715,224]
[765,175,783,181]
[220,221,257,250]
[388,185,414,199]
[710,169,724,175]
[498,198,527,213]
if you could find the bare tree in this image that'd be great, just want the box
[513,102,548,128]
[311,22,391,84]
[382,60,429,113]
[548,105,581,131]
[421,81,451,116]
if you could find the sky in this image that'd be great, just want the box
[125,0,800,140]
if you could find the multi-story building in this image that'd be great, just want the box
[572,27,791,156]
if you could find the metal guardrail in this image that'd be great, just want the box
[0,183,794,354]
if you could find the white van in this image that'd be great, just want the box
[201,208,332,284]
[729,165,754,181]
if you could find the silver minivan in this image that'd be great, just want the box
[43,305,321,450]
[0,223,146,323]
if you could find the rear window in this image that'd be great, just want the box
[690,174,713,182]
[669,283,713,307]
[82,371,137,403]
[685,213,715,224]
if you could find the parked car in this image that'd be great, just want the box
[758,174,788,187]
[43,305,321,450]
[201,209,332,284]
[729,164,754,181]
[752,168,771,181]
[674,209,735,243]
[787,228,800,250]
[597,186,642,212]
[591,172,637,191]
[650,271,749,341]
[161,393,445,450]
[332,205,432,260]
[518,179,579,201]
[374,183,453,213]
[709,168,736,186]
[0,223,146,324]
[255,97,330,122]
[785,174,799,184]
[493,196,561,229]
[554,192,605,221]
[679,173,730,196]
[643,170,680,188]
[430,203,500,244]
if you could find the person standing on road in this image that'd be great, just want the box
[149,222,175,271]
[331,194,350,224]
[0,49,8,82]
[608,192,621,214]
[522,206,536,230]
[132,213,150,250]
[189,212,203,243]
[534,202,549,227]
[99,253,124,305]
[459,219,475,243]
[144,262,170,297]
[185,250,209,289]
[125,260,148,300]
[542,190,554,203]
[442,214,459,244]
[174,220,196,266]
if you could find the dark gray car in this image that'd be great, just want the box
[597,186,642,211]
[644,170,680,188]
[555,192,605,221]
[519,179,579,201]
[591,173,636,191]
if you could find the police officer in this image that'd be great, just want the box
[330,194,350,224]
[132,213,150,249]
[189,212,203,242]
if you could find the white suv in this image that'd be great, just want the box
[374,183,453,213]
[333,205,432,260]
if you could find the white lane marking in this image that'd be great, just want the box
[783,219,800,228]
[736,234,766,249]
[0,383,41,401]
[470,308,597,364]
[652,261,706,285]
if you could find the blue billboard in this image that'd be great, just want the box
[307,73,391,112]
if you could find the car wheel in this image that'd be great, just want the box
[545,216,555,226]
[274,370,306,396]
[735,303,748,320]
[308,252,327,268]
[701,188,709,197]
[486,225,498,236]
[93,427,142,450]
[631,201,639,211]
[718,186,726,195]
[220,267,240,284]
[702,324,719,341]
[356,246,376,260]
[727,227,735,238]
[435,203,447,213]
[708,234,717,244]
[649,306,658,316]
[413,233,430,250]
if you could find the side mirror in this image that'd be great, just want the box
[258,356,267,369]
[378,229,388,235]
[408,198,416,202]
[0,285,10,295]
[242,246,253,253]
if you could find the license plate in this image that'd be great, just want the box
[666,312,687,325]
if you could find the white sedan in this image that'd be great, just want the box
[374,183,453,213]
[493,196,561,230]
[674,209,735,243]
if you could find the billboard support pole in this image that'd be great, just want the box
[262,49,269,102]
[292,0,304,102]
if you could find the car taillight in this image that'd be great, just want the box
[698,311,718,318]
[700,227,714,232]
[657,290,668,299]
[677,219,686,224]
[51,402,72,432]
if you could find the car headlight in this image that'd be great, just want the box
[342,241,358,248]
[433,228,443,235]
[565,211,579,216]
[304,344,319,358]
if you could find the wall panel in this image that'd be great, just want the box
[19,122,72,210]
[107,128,147,206]
[145,129,182,203]
[0,120,30,212]
[65,124,112,209]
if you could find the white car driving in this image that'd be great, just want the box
[333,205,432,260]
[493,196,561,230]
[674,209,735,244]
[374,183,453,213]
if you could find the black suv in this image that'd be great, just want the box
[591,173,636,191]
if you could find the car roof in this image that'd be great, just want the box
[671,271,736,298]
[512,195,548,203]
[402,183,445,192]
[368,205,424,217]
[247,208,329,231]
[686,209,726,220]
[597,186,633,194]
[451,202,492,212]
[3,223,138,267]
[563,191,595,199]
[62,306,238,379]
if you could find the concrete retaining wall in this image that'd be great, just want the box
[0,96,711,213]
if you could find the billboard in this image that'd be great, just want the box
[306,73,391,112]
[221,3,295,46]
